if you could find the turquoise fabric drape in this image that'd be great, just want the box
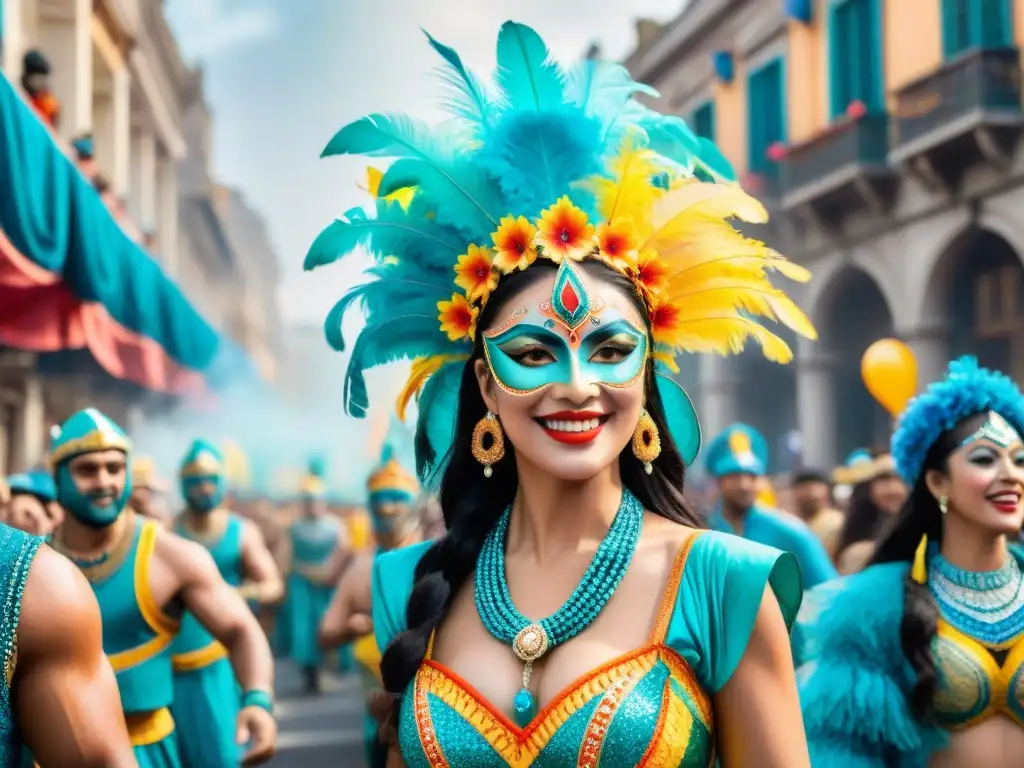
[0,73,219,373]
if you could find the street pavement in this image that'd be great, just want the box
[267,661,368,768]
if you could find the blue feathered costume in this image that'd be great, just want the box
[796,356,1024,766]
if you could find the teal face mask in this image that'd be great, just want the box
[56,461,131,529]
[182,475,225,514]
[482,262,648,394]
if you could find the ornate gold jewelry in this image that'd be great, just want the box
[632,409,661,474]
[939,495,949,515]
[471,411,506,478]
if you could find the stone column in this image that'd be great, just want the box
[112,66,131,197]
[130,129,157,227]
[92,85,114,179]
[698,354,740,443]
[796,352,838,469]
[157,151,179,275]
[36,0,93,138]
[2,0,26,77]
[901,324,951,392]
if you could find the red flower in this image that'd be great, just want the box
[766,142,788,162]
[846,100,867,120]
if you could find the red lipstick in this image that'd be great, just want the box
[536,411,608,445]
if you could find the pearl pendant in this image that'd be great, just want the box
[484,465,493,478]
[644,461,652,475]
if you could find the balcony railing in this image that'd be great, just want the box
[892,47,1023,158]
[780,113,892,211]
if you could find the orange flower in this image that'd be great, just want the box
[648,299,682,346]
[632,248,670,302]
[437,293,479,342]
[453,245,499,303]
[535,196,594,263]
[594,222,639,273]
[491,216,538,274]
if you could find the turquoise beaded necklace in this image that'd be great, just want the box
[474,489,643,726]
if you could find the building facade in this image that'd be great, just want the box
[626,0,1024,469]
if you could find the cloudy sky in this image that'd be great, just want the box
[165,0,688,327]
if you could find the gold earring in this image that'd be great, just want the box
[939,496,948,515]
[471,411,505,478]
[632,409,661,475]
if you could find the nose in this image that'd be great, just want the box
[548,355,600,405]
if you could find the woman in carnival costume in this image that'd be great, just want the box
[797,357,1024,767]
[306,21,816,765]
[319,443,423,768]
[832,450,908,574]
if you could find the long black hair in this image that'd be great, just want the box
[868,412,987,719]
[378,259,702,722]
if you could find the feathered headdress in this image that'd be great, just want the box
[892,356,1024,484]
[307,22,815,482]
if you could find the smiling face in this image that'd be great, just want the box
[926,411,1024,537]
[473,262,649,482]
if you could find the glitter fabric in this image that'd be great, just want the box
[0,524,43,765]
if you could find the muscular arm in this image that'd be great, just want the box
[319,554,373,649]
[239,520,284,604]
[161,535,274,695]
[15,546,136,767]
[713,586,810,768]
[322,523,354,585]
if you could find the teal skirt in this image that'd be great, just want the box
[171,657,240,768]
[286,572,334,668]
[134,734,182,768]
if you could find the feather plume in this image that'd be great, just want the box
[565,59,658,130]
[577,132,664,231]
[344,316,458,418]
[661,316,795,363]
[424,30,499,137]
[303,200,464,271]
[396,354,469,421]
[665,281,817,341]
[495,22,564,111]
[414,362,464,484]
[651,181,768,230]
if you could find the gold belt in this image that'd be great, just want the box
[294,562,332,584]
[171,640,228,672]
[125,707,175,746]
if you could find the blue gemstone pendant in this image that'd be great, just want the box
[513,687,536,727]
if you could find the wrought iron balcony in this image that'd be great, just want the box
[891,47,1024,188]
[779,112,896,225]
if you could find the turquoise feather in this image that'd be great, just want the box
[378,158,501,240]
[414,362,463,486]
[322,274,444,353]
[424,30,497,138]
[321,112,458,160]
[495,22,564,111]
[565,59,659,133]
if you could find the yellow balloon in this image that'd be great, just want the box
[861,339,918,417]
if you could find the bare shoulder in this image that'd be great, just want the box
[347,552,374,585]
[632,510,703,582]
[238,516,268,546]
[153,525,218,577]
[18,546,100,656]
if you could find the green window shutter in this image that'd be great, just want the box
[747,59,785,176]
[692,101,716,140]
[977,0,1011,46]
[942,0,971,57]
[829,0,883,116]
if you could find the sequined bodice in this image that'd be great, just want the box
[0,526,42,766]
[396,538,715,768]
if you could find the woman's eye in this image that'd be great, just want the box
[590,343,636,364]
[968,450,996,466]
[1014,452,1024,466]
[507,346,555,366]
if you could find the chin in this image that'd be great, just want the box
[981,514,1024,537]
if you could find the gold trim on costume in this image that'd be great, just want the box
[108,634,173,672]
[125,707,175,746]
[49,430,131,466]
[135,520,180,636]
[172,640,228,672]
[51,510,136,584]
[179,452,223,478]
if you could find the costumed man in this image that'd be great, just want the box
[283,460,351,694]
[170,439,285,768]
[319,444,423,768]
[47,409,278,767]
[5,471,61,536]
[130,456,172,527]
[789,468,846,558]
[705,423,837,587]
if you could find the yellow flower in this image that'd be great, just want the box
[491,216,538,274]
[594,222,639,273]
[535,196,595,263]
[453,245,499,303]
[437,293,479,342]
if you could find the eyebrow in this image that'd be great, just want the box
[583,319,645,350]
[491,324,564,347]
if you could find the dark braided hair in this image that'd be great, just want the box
[378,260,702,728]
[869,412,987,719]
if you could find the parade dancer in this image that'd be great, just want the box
[798,357,1024,766]
[170,439,284,768]
[306,21,818,765]
[833,451,908,573]
[705,423,837,587]
[4,471,61,536]
[319,444,422,768]
[283,462,351,693]
[0,521,137,765]
[48,409,278,767]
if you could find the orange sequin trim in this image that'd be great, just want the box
[650,532,704,643]
[414,667,450,768]
[576,663,647,767]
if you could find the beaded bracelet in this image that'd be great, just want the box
[241,689,274,714]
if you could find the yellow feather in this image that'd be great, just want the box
[653,350,679,373]
[365,167,384,197]
[364,165,415,210]
[665,282,817,341]
[657,316,794,363]
[577,133,664,234]
[395,354,468,421]
[649,181,768,234]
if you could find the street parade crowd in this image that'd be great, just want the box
[3,17,1024,768]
